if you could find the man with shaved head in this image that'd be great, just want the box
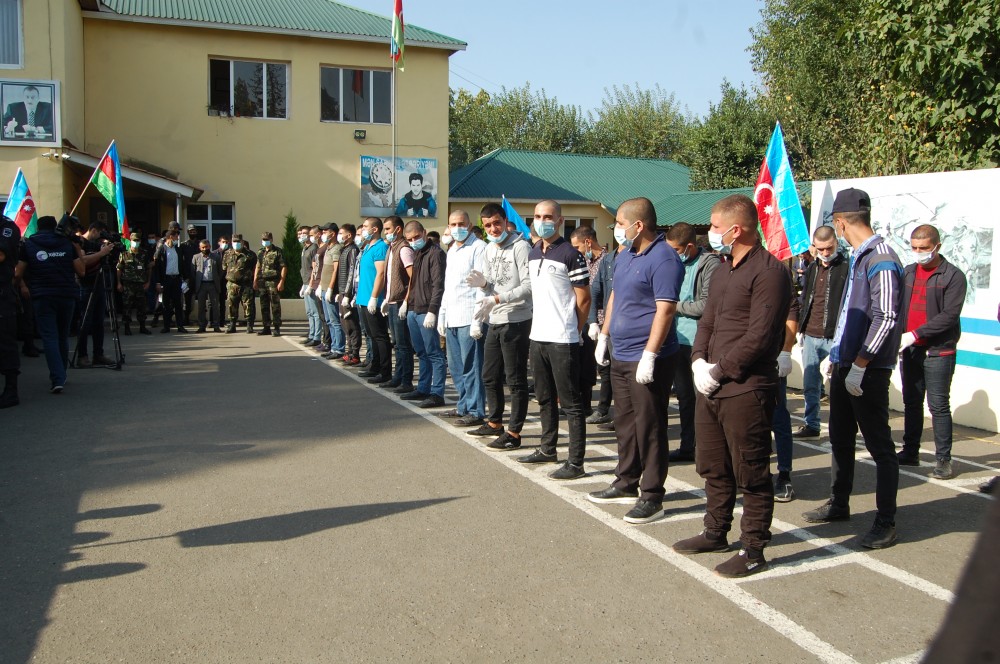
[672,194,791,577]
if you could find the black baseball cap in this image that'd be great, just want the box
[832,188,871,214]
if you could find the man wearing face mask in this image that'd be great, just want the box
[802,188,903,551]
[181,226,201,326]
[664,222,722,462]
[381,216,414,391]
[517,200,591,480]
[116,232,153,335]
[191,239,223,332]
[355,217,392,383]
[672,194,790,577]
[797,226,849,438]
[439,210,488,427]
[223,234,256,334]
[592,197,683,523]
[211,236,230,329]
[896,224,966,480]
[466,202,532,449]
[154,230,189,334]
[299,225,321,347]
[253,231,286,336]
[402,220,448,408]
[570,225,603,420]
[319,223,345,360]
[335,224,362,364]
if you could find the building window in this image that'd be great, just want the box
[209,59,287,119]
[320,67,391,124]
[0,0,22,67]
[187,203,235,245]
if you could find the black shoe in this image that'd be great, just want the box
[225,325,237,334]
[304,339,319,347]
[321,352,336,359]
[160,327,170,333]
[122,321,132,336]
[774,475,796,503]
[549,462,585,480]
[897,450,920,466]
[22,344,40,358]
[624,500,664,524]
[257,327,271,336]
[139,325,152,335]
[486,432,521,451]
[358,370,378,378]
[672,530,729,554]
[596,421,616,432]
[517,449,557,464]
[715,549,768,578]
[366,374,388,384]
[272,329,280,337]
[379,380,402,390]
[668,448,695,463]
[393,384,415,394]
[454,414,485,427]
[196,327,207,333]
[587,486,639,505]
[979,477,999,494]
[860,518,897,549]
[794,425,821,438]
[418,395,446,409]
[93,355,115,367]
[399,391,429,402]
[585,411,612,425]
[246,326,255,334]
[468,423,504,437]
[176,327,189,333]
[50,383,64,394]
[802,500,851,523]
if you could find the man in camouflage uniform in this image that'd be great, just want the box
[116,231,152,335]
[253,231,286,337]
[223,234,256,334]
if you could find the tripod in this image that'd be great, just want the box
[71,260,125,370]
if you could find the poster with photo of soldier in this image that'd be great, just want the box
[1,79,60,147]
[360,155,438,218]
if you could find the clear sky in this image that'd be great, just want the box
[345,0,765,118]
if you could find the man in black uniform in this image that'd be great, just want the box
[0,215,21,407]
[180,226,201,325]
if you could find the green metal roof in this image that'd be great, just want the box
[654,184,811,227]
[449,149,691,212]
[94,0,466,49]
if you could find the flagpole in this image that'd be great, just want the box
[391,58,397,213]
[69,139,115,216]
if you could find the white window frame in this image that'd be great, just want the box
[186,203,236,244]
[319,66,392,125]
[0,0,24,69]
[208,58,288,120]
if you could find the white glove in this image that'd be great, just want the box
[304,286,313,297]
[380,300,389,316]
[299,285,307,298]
[398,300,408,320]
[350,297,356,308]
[693,358,721,396]
[845,363,865,397]
[465,269,487,289]
[777,351,792,378]
[473,296,496,322]
[325,289,334,303]
[820,357,833,379]
[424,312,437,330]
[367,297,378,314]
[315,287,324,300]
[594,333,610,367]
[588,323,601,341]
[899,331,916,353]
[437,317,447,337]
[470,320,483,340]
[180,281,189,294]
[636,351,657,384]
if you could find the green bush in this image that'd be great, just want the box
[281,210,301,298]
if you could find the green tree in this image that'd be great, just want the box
[280,210,301,299]
[683,82,773,190]
[582,84,689,160]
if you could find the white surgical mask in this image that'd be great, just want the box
[441,235,453,247]
[354,235,364,247]
[451,227,470,242]
[487,230,508,244]
[913,247,938,266]
[533,220,556,239]
[708,225,736,255]
[817,253,833,264]
[337,234,345,244]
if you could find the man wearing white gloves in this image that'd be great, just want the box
[671,194,790,578]
[438,210,488,428]
[570,226,604,419]
[803,188,904,551]
[299,225,321,347]
[335,224,362,365]
[355,217,391,383]
[589,197,683,524]
[380,215,415,392]
[466,203,532,450]
[770,286,800,503]
[401,221,448,409]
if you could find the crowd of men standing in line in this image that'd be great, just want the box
[1,187,995,576]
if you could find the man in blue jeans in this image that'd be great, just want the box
[896,224,966,480]
[797,226,849,437]
[16,215,88,393]
[380,216,414,392]
[401,220,447,408]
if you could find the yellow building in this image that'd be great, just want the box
[1,0,464,241]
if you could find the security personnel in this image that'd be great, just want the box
[252,231,286,336]
[116,232,152,335]
[0,215,21,408]
[222,234,255,334]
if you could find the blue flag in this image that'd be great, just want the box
[502,195,531,239]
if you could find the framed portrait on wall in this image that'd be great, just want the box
[360,155,438,218]
[1,79,61,147]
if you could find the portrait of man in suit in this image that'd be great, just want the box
[1,81,59,145]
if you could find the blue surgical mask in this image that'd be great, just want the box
[298,235,307,243]
[233,242,243,250]
[614,221,638,249]
[451,227,470,242]
[708,225,736,255]
[533,220,557,239]
[219,242,229,251]
[409,237,427,251]
[385,233,396,243]
[354,235,365,247]
[147,239,156,246]
[262,240,272,248]
[361,229,372,241]
[487,230,508,244]
[585,250,594,260]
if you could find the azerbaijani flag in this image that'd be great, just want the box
[3,168,39,237]
[501,195,531,239]
[754,122,809,261]
[391,0,405,71]
[92,140,129,242]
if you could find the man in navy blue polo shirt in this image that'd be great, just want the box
[516,199,591,480]
[591,197,684,523]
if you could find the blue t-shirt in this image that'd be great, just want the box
[609,234,684,361]
[356,239,389,304]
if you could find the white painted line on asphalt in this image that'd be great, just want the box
[878,650,926,664]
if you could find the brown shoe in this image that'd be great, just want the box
[672,530,729,554]
[714,548,768,578]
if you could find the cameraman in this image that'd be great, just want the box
[76,221,116,367]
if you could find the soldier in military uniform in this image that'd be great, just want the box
[222,234,256,334]
[0,215,21,408]
[253,231,286,337]
[116,232,152,335]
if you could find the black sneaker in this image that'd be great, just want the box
[715,549,768,578]
[548,462,585,480]
[378,379,401,389]
[50,383,64,394]
[587,486,639,505]
[860,518,897,549]
[774,475,796,503]
[366,374,389,384]
[418,396,446,409]
[596,421,616,432]
[393,383,415,394]
[399,391,429,401]
[672,530,729,554]
[468,423,504,437]
[624,500,664,524]
[517,449,557,464]
[668,448,695,463]
[486,432,521,451]
[794,425,821,438]
[897,450,921,466]
[802,500,851,523]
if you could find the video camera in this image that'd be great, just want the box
[55,212,81,243]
